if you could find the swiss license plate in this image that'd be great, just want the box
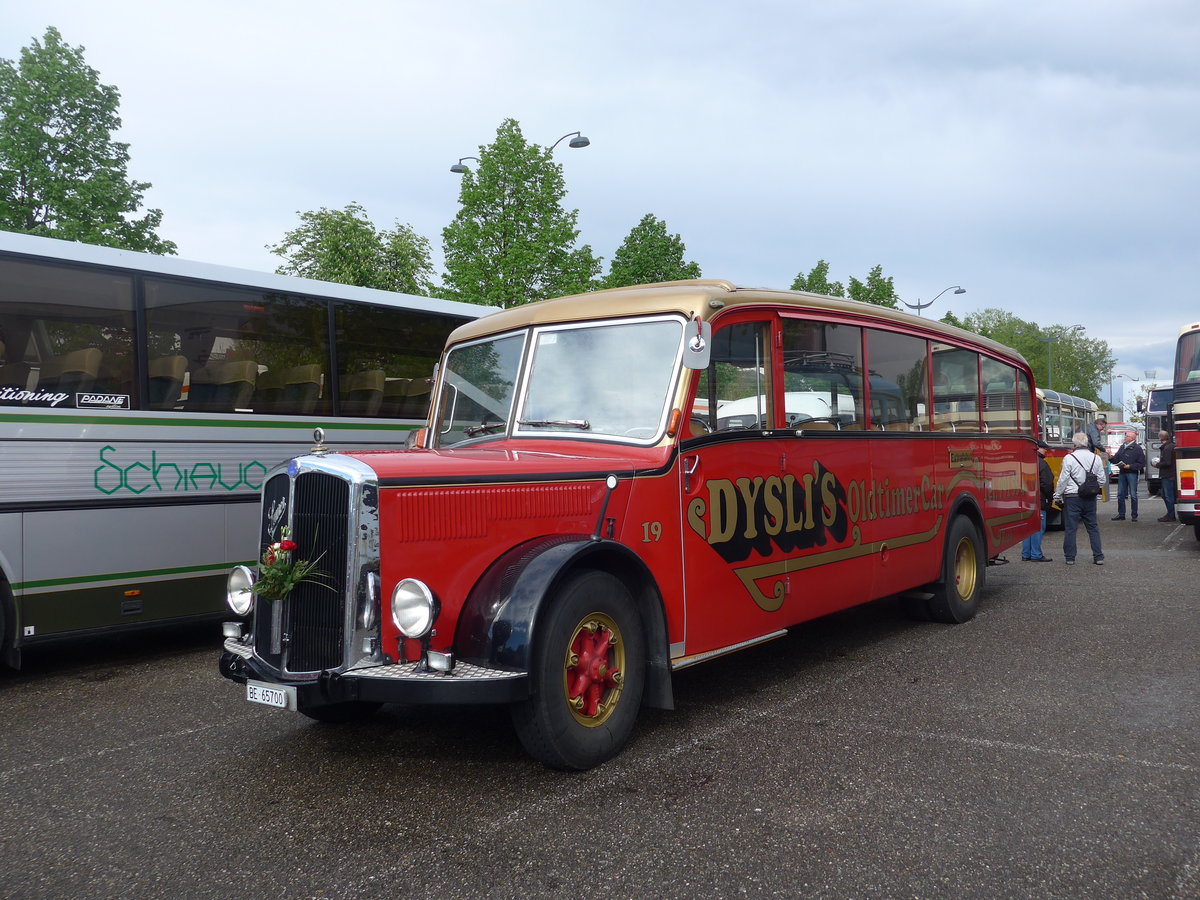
[246,681,296,710]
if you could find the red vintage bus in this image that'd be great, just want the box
[218,280,1040,769]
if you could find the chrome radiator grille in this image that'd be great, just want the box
[254,469,353,675]
[288,472,350,672]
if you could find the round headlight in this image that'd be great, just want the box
[391,578,439,638]
[226,565,256,616]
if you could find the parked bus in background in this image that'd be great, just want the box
[0,231,486,667]
[218,279,1041,769]
[1172,322,1200,538]
[1140,386,1173,496]
[1034,387,1099,526]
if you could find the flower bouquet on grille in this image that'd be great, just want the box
[252,526,329,602]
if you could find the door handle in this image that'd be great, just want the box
[683,455,700,493]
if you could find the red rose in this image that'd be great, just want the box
[279,540,298,552]
[265,549,276,565]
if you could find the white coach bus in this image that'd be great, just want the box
[0,231,485,666]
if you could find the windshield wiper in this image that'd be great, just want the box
[518,419,591,430]
[463,420,507,437]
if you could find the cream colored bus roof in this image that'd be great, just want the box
[447,279,1027,365]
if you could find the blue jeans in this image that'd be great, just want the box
[1063,495,1103,562]
[1161,475,1176,517]
[1021,509,1047,559]
[1117,471,1139,518]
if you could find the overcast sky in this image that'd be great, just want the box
[3,0,1197,408]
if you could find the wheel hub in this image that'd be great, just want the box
[564,614,624,727]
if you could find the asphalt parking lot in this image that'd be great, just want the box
[1,490,1197,900]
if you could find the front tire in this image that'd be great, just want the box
[927,517,985,624]
[511,569,646,770]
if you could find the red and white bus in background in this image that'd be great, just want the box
[218,280,1041,769]
[1103,420,1145,481]
[1172,322,1200,538]
[1141,386,1173,496]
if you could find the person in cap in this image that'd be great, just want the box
[1021,439,1055,562]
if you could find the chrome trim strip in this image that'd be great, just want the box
[670,630,789,671]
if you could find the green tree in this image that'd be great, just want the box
[847,264,899,309]
[603,213,700,288]
[952,308,1115,402]
[791,259,845,297]
[268,202,436,295]
[442,118,601,308]
[0,27,174,253]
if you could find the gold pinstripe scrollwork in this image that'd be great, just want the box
[735,516,945,612]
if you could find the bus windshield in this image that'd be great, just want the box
[437,316,685,446]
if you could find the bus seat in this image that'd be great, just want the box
[399,377,432,418]
[283,364,322,414]
[802,421,839,431]
[381,377,411,416]
[0,362,31,390]
[39,348,102,394]
[253,369,286,413]
[148,355,187,408]
[190,360,257,411]
[341,369,384,416]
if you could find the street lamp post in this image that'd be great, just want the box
[450,130,590,173]
[901,285,965,316]
[1041,335,1059,391]
[1019,324,1083,391]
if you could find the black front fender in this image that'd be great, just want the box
[454,535,674,710]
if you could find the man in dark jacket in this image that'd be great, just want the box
[1153,429,1176,522]
[1022,439,1055,562]
[1110,430,1146,521]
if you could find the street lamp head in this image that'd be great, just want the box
[548,131,590,152]
[901,284,965,316]
[450,156,480,174]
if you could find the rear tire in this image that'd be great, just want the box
[927,517,985,624]
[511,569,646,770]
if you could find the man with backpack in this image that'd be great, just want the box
[1054,432,1106,566]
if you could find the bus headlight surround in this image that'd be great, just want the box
[391,578,439,638]
[226,565,257,616]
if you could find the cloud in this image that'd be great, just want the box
[2,0,1197,380]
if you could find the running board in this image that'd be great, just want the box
[671,630,789,671]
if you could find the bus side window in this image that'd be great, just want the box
[982,358,1018,433]
[1017,371,1032,434]
[698,320,775,432]
[780,318,864,430]
[865,329,927,431]
[932,345,980,432]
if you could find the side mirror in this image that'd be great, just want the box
[683,320,712,370]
